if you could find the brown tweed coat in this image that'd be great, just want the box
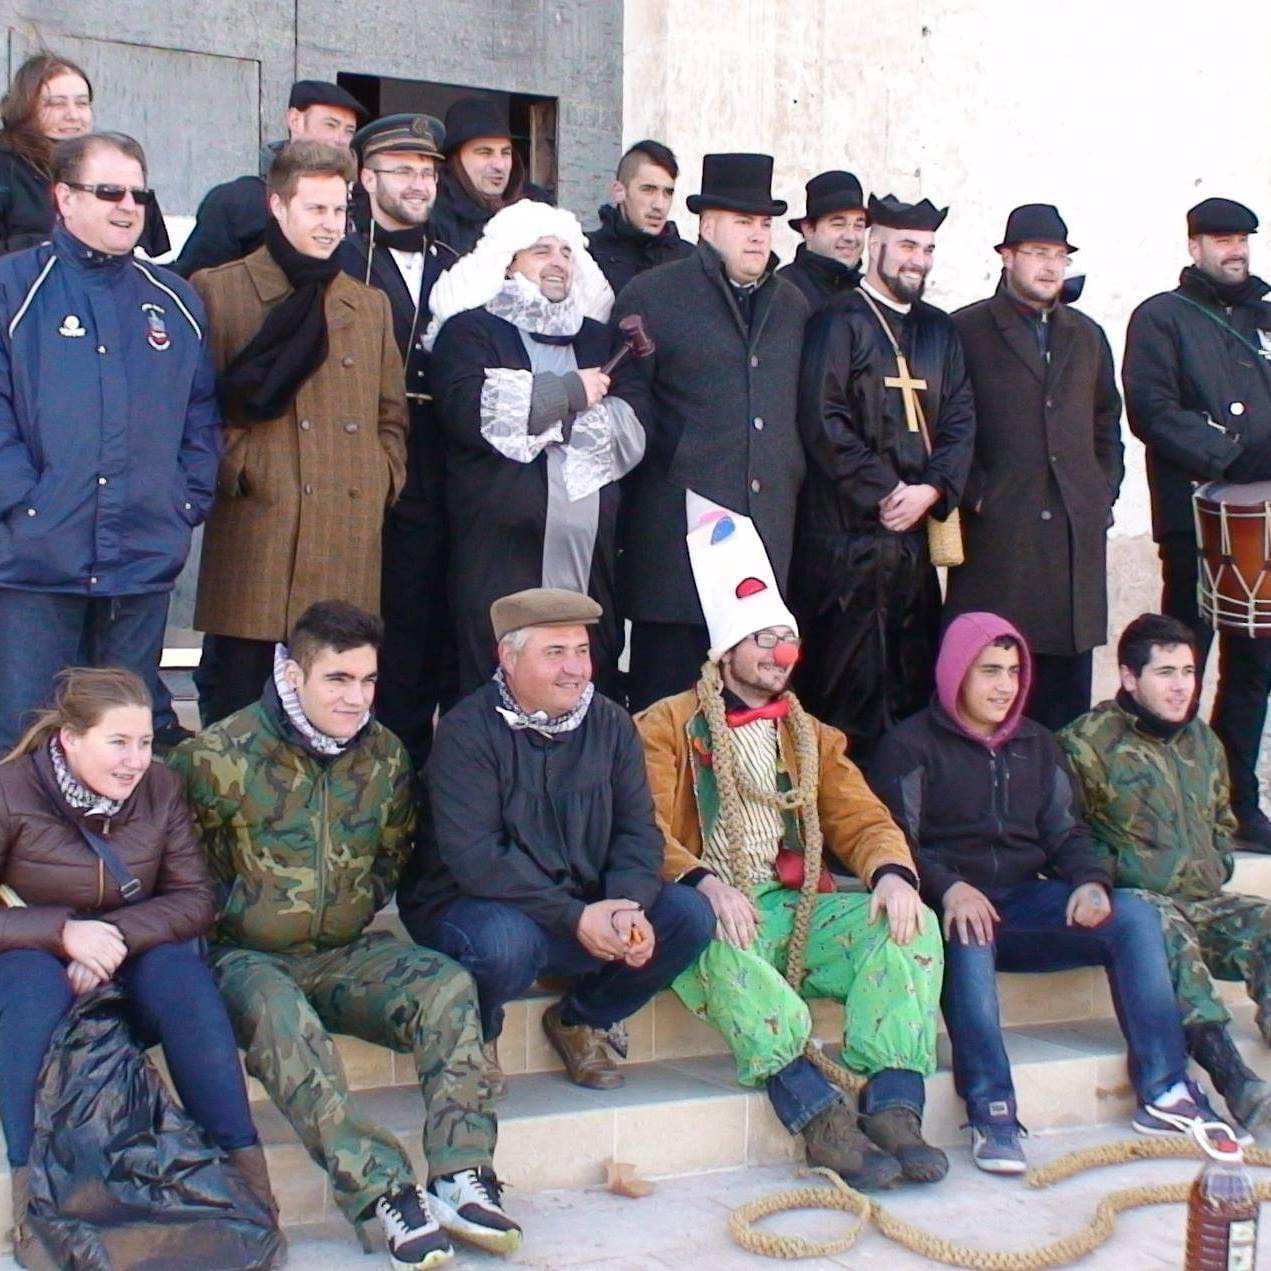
[190,248,407,641]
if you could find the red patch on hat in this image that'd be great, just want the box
[736,577,767,599]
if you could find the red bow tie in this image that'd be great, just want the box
[725,698,790,728]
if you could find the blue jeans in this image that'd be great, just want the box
[940,879,1189,1127]
[0,940,257,1167]
[767,1056,926,1134]
[416,884,715,1041]
[0,588,176,749]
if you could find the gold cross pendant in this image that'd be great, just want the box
[884,353,927,433]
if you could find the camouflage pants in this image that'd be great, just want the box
[1130,889,1271,1040]
[209,931,495,1224]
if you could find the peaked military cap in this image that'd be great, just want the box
[867,193,948,232]
[355,113,445,163]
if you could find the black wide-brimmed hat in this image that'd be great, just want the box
[868,193,948,232]
[996,203,1076,253]
[788,170,866,232]
[355,113,445,163]
[1188,197,1259,236]
[443,97,513,156]
[686,153,787,217]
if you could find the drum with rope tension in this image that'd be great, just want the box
[1195,480,1271,636]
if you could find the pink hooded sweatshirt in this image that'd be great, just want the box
[935,611,1033,750]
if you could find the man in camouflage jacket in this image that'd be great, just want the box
[1059,613,1271,1138]
[172,600,521,1267]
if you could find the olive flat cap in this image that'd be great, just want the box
[490,588,602,642]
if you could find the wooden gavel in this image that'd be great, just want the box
[600,314,655,375]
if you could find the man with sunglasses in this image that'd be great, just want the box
[0,130,220,752]
[635,512,945,1192]
[337,113,458,771]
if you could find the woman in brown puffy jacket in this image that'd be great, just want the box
[0,667,274,1244]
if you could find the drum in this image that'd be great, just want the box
[1194,480,1271,636]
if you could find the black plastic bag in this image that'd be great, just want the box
[22,986,282,1270]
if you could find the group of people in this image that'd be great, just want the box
[3,48,1271,1270]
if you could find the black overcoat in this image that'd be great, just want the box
[945,292,1124,656]
[586,203,693,298]
[776,243,860,311]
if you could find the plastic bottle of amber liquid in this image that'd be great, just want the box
[1184,1125,1259,1271]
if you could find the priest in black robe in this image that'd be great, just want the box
[427,201,646,698]
[793,194,975,763]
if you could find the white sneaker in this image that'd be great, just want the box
[375,1183,453,1269]
[428,1166,522,1255]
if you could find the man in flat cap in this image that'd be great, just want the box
[337,114,459,771]
[174,80,367,277]
[1124,196,1271,850]
[614,152,810,710]
[946,204,1123,730]
[794,193,975,765]
[777,170,868,310]
[400,587,714,1090]
[430,97,552,258]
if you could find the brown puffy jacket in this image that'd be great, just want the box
[0,747,215,957]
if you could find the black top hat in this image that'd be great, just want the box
[443,97,513,156]
[355,113,445,163]
[788,171,866,231]
[867,193,947,232]
[995,203,1076,253]
[686,153,787,217]
[1188,197,1259,236]
[288,80,369,122]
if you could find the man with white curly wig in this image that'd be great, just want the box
[427,201,647,695]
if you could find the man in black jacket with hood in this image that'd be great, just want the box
[587,139,693,297]
[870,611,1227,1176]
[777,170,868,310]
[1124,197,1271,851]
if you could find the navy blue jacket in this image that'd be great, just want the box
[0,227,221,595]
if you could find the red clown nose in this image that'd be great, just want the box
[772,642,800,669]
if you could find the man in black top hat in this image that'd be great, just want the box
[587,139,694,297]
[1124,196,1271,851]
[429,97,551,257]
[173,80,367,278]
[794,193,975,764]
[777,171,868,310]
[614,153,810,710]
[336,114,459,770]
[946,204,1123,731]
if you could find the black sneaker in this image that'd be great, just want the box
[375,1183,453,1269]
[1235,810,1271,855]
[428,1166,522,1255]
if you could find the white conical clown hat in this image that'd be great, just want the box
[687,510,798,662]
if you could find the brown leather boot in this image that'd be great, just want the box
[483,1040,509,1101]
[859,1107,949,1182]
[801,1100,902,1191]
[227,1144,282,1228]
[542,1001,624,1089]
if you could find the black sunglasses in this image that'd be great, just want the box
[63,181,155,205]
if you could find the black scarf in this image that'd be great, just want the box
[371,221,428,253]
[1116,687,1192,740]
[220,219,343,422]
[1179,264,1270,310]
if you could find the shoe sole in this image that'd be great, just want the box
[972,1155,1027,1175]
[429,1194,524,1256]
[1130,1117,1187,1137]
[388,1247,454,1271]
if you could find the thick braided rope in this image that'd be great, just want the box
[696,665,863,1093]
[731,1145,1271,1266]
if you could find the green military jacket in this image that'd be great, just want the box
[1057,698,1236,901]
[170,686,416,955]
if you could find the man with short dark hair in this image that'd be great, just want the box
[173,598,521,1267]
[587,139,693,295]
[0,130,220,752]
[173,80,367,278]
[777,171,868,309]
[1059,613,1271,1137]
[191,140,407,725]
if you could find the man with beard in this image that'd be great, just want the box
[1124,198,1271,850]
[794,193,975,764]
[429,98,551,258]
[947,205,1123,730]
[337,114,458,770]
[777,170,868,310]
[586,139,693,297]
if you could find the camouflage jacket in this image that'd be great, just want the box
[1057,698,1236,901]
[169,682,416,954]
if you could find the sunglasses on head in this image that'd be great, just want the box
[63,181,155,205]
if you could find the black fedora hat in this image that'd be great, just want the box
[788,170,866,231]
[443,97,513,156]
[996,203,1077,253]
[686,153,787,217]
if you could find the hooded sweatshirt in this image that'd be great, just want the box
[869,611,1110,904]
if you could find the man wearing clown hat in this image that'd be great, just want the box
[635,510,945,1190]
